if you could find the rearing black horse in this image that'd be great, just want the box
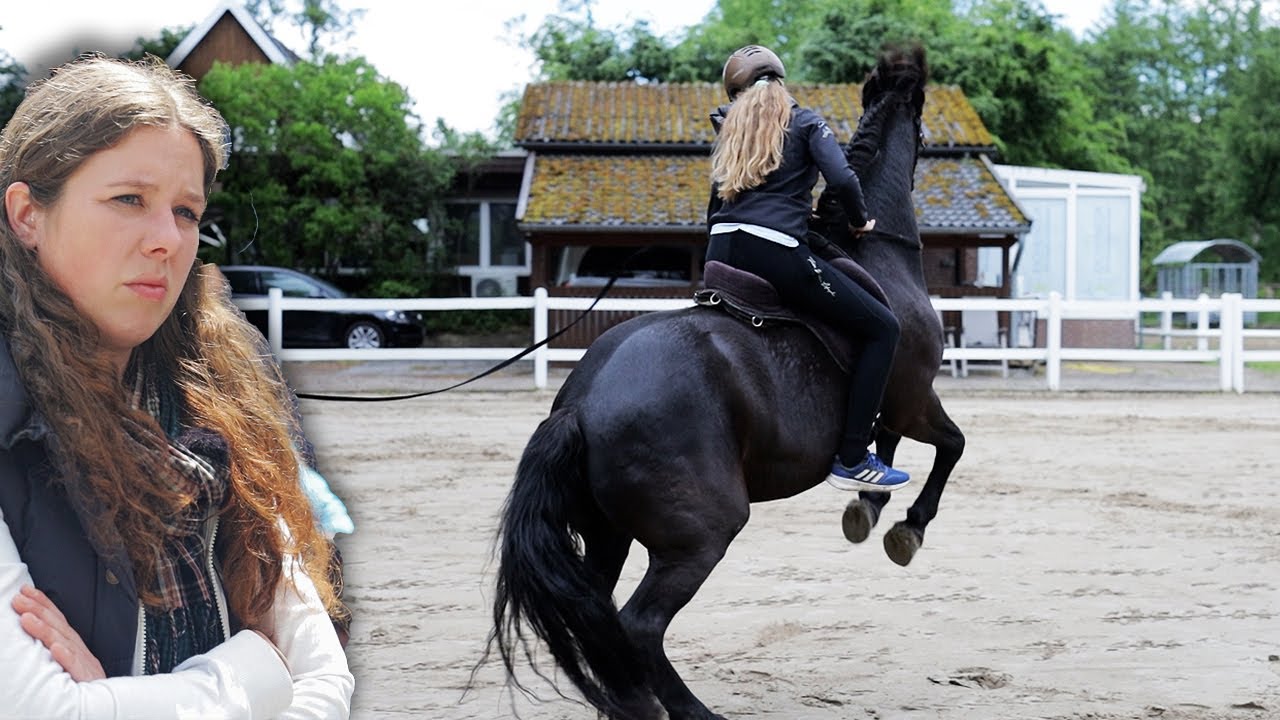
[489,45,964,720]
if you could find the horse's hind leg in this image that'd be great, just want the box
[883,391,965,566]
[620,549,736,720]
[582,523,632,597]
[841,429,902,544]
[619,498,748,720]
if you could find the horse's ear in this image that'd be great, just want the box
[910,43,928,115]
[913,43,928,82]
[860,65,883,111]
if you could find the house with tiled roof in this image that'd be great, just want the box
[510,80,1030,345]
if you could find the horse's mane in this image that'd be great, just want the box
[845,44,928,177]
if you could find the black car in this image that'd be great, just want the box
[220,265,425,349]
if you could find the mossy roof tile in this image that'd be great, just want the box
[522,155,1027,232]
[516,82,993,149]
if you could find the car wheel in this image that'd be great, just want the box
[344,320,385,349]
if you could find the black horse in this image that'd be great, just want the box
[489,45,964,720]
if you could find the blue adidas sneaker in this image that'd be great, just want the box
[826,452,911,491]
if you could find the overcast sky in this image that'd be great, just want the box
[3,0,1113,139]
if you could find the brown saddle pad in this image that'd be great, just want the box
[696,259,892,374]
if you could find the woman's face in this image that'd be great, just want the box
[15,126,205,370]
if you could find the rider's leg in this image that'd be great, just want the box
[723,237,910,491]
[790,249,908,490]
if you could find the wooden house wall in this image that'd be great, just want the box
[175,14,272,81]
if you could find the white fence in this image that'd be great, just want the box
[236,289,1280,393]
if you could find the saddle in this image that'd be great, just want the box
[694,252,891,374]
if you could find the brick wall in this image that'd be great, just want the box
[1032,319,1134,349]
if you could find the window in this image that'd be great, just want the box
[489,203,524,267]
[555,244,696,287]
[1017,197,1067,297]
[221,268,344,298]
[1075,196,1129,299]
[222,270,260,295]
[445,203,481,267]
[445,200,526,270]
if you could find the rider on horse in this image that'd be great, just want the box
[706,45,910,492]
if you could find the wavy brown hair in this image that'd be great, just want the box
[0,55,342,626]
[710,79,793,202]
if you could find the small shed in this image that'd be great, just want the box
[1154,238,1260,298]
[1154,238,1261,324]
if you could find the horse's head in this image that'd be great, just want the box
[813,44,927,253]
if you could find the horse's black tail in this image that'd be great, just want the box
[488,407,654,719]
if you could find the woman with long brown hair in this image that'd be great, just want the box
[707,45,910,492]
[0,55,351,717]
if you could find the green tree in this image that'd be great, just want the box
[1206,24,1280,281]
[0,42,26,129]
[1086,0,1269,286]
[294,0,366,60]
[520,0,1124,171]
[525,2,694,82]
[245,0,366,60]
[941,0,1127,171]
[793,0,957,84]
[198,57,455,294]
[122,26,192,62]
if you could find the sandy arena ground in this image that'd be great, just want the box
[290,362,1280,720]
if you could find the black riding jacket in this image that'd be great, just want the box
[707,100,869,240]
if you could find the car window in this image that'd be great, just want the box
[261,271,326,298]
[222,270,260,295]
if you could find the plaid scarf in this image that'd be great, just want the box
[129,361,231,674]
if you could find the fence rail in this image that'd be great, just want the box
[236,289,1280,393]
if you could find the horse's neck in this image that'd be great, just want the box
[860,108,919,233]
[853,235,921,279]
[852,104,923,283]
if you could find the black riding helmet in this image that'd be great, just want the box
[722,45,786,100]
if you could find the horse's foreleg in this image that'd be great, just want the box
[841,429,901,544]
[883,393,964,566]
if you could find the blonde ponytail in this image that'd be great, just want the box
[710,80,792,201]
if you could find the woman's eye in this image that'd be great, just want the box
[115,194,142,206]
[176,206,202,223]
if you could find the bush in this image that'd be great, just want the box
[425,309,530,335]
[369,278,424,298]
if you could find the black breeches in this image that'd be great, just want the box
[706,231,900,458]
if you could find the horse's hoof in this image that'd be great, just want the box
[842,499,876,544]
[883,521,921,566]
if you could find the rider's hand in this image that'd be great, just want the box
[13,584,107,681]
[850,218,876,236]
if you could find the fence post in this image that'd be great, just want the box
[1160,290,1173,350]
[1047,291,1062,391]
[534,287,549,390]
[1218,293,1235,392]
[267,287,283,355]
[1195,293,1209,352]
[1227,293,1245,393]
